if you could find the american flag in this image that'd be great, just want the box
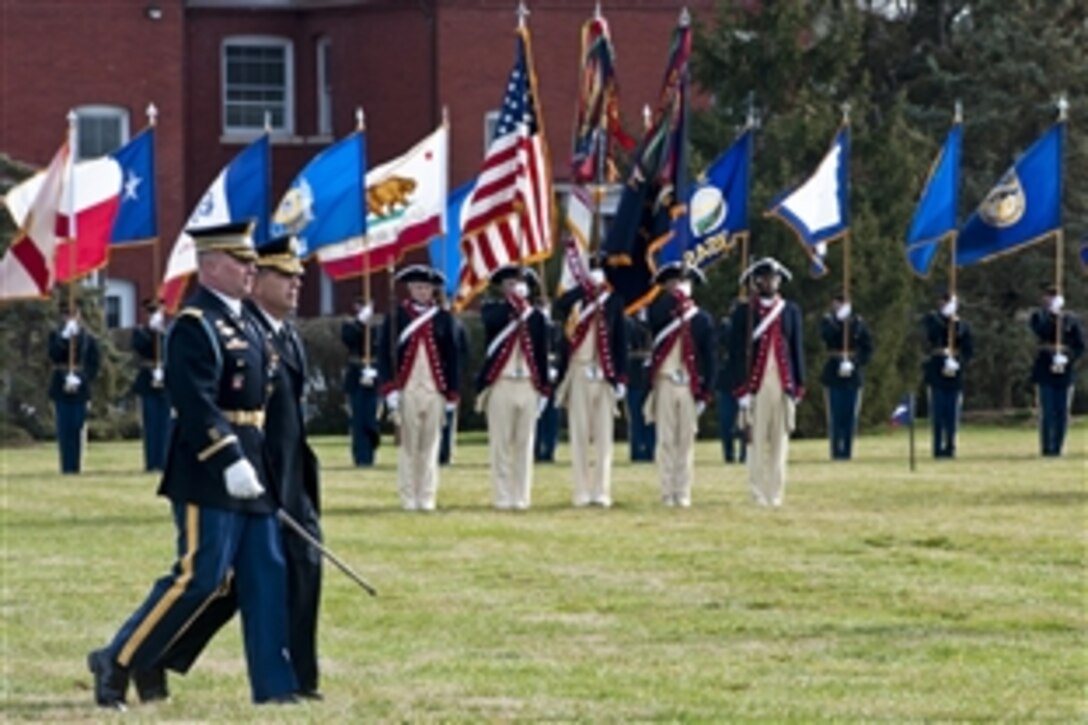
[452,28,553,311]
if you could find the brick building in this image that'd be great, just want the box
[0,0,716,324]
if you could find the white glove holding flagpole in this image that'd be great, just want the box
[835,302,852,321]
[943,356,960,375]
[151,366,165,385]
[149,311,166,332]
[224,459,264,499]
[63,373,81,392]
[838,360,855,377]
[356,303,374,325]
[62,319,80,338]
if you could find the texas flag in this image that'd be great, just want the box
[318,123,447,280]
[4,130,157,283]
[160,136,270,310]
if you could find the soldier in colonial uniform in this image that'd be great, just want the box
[88,222,297,708]
[132,299,170,471]
[820,292,873,460]
[342,296,380,466]
[1029,284,1084,456]
[728,258,805,508]
[625,310,656,462]
[643,262,714,508]
[379,264,460,511]
[922,291,973,458]
[715,308,746,464]
[553,254,628,507]
[48,303,100,474]
[476,265,551,510]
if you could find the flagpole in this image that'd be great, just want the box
[908,392,916,473]
[146,103,163,369]
[740,93,756,302]
[839,102,852,359]
[65,109,79,372]
[947,101,963,358]
[1055,96,1068,353]
[356,107,374,370]
[441,105,450,308]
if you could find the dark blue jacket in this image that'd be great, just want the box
[476,297,551,395]
[921,311,973,390]
[552,286,628,387]
[131,326,168,397]
[1029,309,1085,386]
[819,313,874,388]
[377,301,460,400]
[727,297,806,399]
[48,328,100,403]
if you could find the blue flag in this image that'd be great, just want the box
[766,126,850,276]
[1080,237,1088,273]
[429,178,475,299]
[109,128,157,244]
[271,132,366,256]
[657,127,751,270]
[957,123,1063,267]
[906,123,961,276]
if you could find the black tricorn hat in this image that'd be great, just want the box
[739,257,792,285]
[142,297,165,312]
[489,264,525,286]
[255,235,304,276]
[653,261,706,286]
[394,264,446,286]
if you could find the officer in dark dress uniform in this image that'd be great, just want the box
[48,306,100,474]
[922,292,973,458]
[88,222,297,709]
[716,310,746,464]
[342,297,380,465]
[529,269,561,462]
[820,292,874,460]
[131,299,170,471]
[625,311,656,462]
[1029,285,1084,456]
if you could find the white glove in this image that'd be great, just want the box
[676,281,693,298]
[538,305,551,322]
[838,360,855,377]
[224,459,264,499]
[445,400,458,413]
[941,295,958,318]
[63,373,81,392]
[695,401,706,417]
[1053,352,1069,368]
[149,311,165,332]
[738,393,753,410]
[356,303,374,324]
[62,319,79,338]
[1050,295,1065,314]
[151,366,165,385]
[943,356,960,375]
[835,302,852,321]
[589,269,606,287]
[512,281,529,299]
[613,382,627,401]
[537,395,549,416]
[385,390,400,411]
[360,366,378,384]
[548,365,559,383]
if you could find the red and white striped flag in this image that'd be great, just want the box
[0,139,71,301]
[452,26,553,311]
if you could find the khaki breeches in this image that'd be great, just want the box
[397,388,446,509]
[484,378,539,509]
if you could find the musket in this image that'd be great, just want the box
[277,509,377,597]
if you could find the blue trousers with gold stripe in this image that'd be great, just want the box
[827,386,862,460]
[106,501,297,703]
[1038,383,1073,456]
[349,387,378,466]
[54,398,87,474]
[140,394,171,472]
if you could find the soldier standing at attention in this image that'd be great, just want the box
[48,303,100,474]
[643,262,714,508]
[1029,284,1084,456]
[553,254,628,508]
[729,258,805,508]
[820,291,873,460]
[625,310,656,462]
[922,291,973,458]
[132,298,170,471]
[715,308,746,464]
[379,265,460,511]
[476,266,551,510]
[342,296,380,465]
[87,222,297,708]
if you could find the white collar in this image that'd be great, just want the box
[253,303,284,335]
[758,294,779,308]
[207,287,243,318]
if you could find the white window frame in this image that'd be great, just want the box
[483,110,501,154]
[221,35,295,137]
[316,36,333,137]
[104,278,137,330]
[74,104,130,160]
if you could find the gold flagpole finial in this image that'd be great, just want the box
[516,1,529,29]
[746,91,757,129]
[954,100,963,124]
[67,108,78,128]
[146,103,158,127]
[679,6,691,27]
[642,103,652,132]
[355,106,365,131]
[1057,94,1069,121]
[840,101,851,124]
[594,1,602,20]
[442,105,450,128]
[263,110,273,134]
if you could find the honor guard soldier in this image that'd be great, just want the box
[530,269,561,462]
[342,296,380,466]
[88,221,298,708]
[922,292,973,458]
[1029,285,1084,456]
[439,312,469,465]
[49,303,100,474]
[625,310,656,461]
[379,265,460,511]
[643,262,715,507]
[553,255,628,507]
[476,265,551,510]
[729,258,805,508]
[716,308,747,464]
[132,298,170,471]
[820,292,873,460]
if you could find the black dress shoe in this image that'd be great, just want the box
[134,667,169,702]
[258,694,300,705]
[87,648,129,709]
[297,689,323,700]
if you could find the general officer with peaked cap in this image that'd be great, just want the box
[922,290,973,458]
[728,257,805,507]
[476,265,551,510]
[820,291,873,460]
[88,221,297,708]
[379,264,460,511]
[131,298,170,471]
[1029,284,1084,456]
[643,261,715,507]
[48,301,100,474]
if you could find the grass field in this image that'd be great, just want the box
[2,423,1086,722]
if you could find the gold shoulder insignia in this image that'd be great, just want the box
[178,307,204,319]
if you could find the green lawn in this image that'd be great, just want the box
[2,424,1085,721]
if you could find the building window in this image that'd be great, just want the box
[75,105,130,160]
[316,37,333,136]
[484,110,500,153]
[222,36,294,135]
[104,278,136,329]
